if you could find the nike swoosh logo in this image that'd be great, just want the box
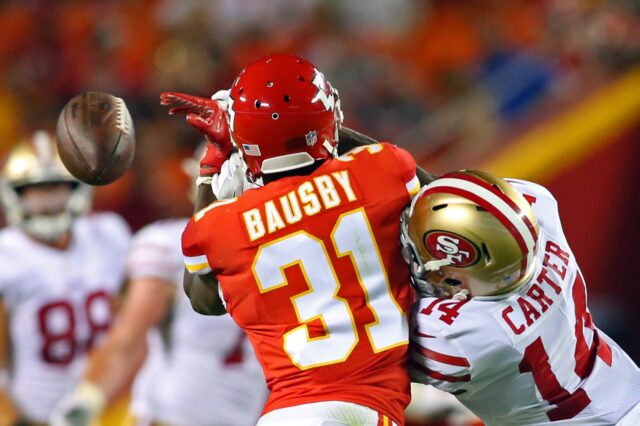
[413,326,436,338]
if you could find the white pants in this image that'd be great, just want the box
[617,401,640,425]
[256,401,398,426]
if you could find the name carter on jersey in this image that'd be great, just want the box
[501,240,571,335]
[242,170,357,241]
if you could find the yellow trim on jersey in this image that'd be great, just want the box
[184,253,207,265]
[336,143,383,162]
[405,175,421,197]
[184,261,211,274]
[482,66,640,182]
[184,254,211,273]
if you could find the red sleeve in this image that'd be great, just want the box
[181,218,212,275]
[385,143,420,197]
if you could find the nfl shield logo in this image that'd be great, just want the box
[305,131,318,146]
[243,144,261,156]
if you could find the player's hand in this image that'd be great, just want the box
[160,91,233,176]
[49,382,105,426]
[160,90,228,116]
[195,143,228,177]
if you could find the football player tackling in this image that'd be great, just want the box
[403,170,640,425]
[166,54,435,425]
[0,132,130,425]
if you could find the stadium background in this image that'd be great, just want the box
[0,0,638,424]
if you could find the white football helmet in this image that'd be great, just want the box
[0,131,92,242]
[401,170,539,298]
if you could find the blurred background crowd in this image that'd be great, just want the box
[0,0,639,358]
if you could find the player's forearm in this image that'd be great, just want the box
[52,279,171,425]
[184,272,226,315]
[338,127,437,185]
[83,334,147,400]
[183,185,226,315]
[195,181,216,212]
[85,277,173,400]
[183,184,215,297]
[416,167,436,186]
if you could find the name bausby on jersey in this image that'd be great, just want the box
[241,170,357,241]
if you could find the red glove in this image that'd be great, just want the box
[160,92,233,176]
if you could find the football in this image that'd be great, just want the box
[56,91,135,186]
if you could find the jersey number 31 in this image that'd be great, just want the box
[253,209,407,369]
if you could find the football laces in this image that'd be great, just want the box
[114,97,132,135]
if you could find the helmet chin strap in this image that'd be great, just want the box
[323,139,337,158]
[23,213,73,243]
[452,289,470,301]
[422,259,470,300]
[424,258,453,272]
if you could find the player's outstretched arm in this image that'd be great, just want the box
[166,91,233,315]
[338,127,437,185]
[161,91,232,316]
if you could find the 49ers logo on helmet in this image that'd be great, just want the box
[424,231,479,267]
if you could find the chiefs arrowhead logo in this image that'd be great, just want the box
[310,69,337,112]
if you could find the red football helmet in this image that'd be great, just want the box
[227,54,343,180]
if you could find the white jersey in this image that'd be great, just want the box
[0,213,130,422]
[127,219,268,426]
[410,180,640,426]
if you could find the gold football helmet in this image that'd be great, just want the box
[0,131,92,241]
[400,170,539,298]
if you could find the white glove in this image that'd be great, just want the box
[210,89,230,111]
[211,151,256,200]
[50,382,106,426]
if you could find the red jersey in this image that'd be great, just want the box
[183,143,420,423]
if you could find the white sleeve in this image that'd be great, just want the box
[507,178,568,246]
[409,298,474,395]
[127,221,183,284]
